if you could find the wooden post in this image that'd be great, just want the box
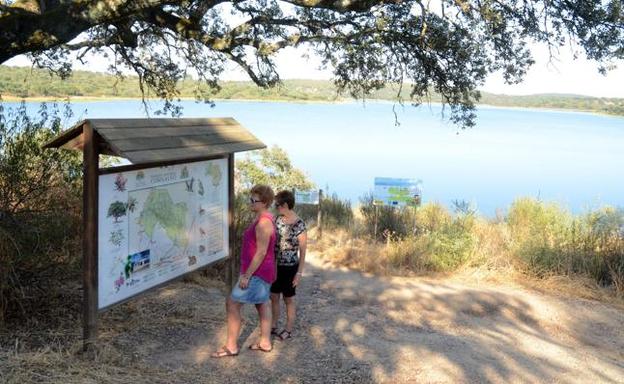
[316,189,323,239]
[374,204,379,241]
[412,206,418,236]
[82,123,99,351]
[226,153,237,291]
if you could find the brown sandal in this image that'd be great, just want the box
[249,343,272,352]
[210,346,239,358]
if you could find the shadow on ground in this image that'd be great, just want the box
[2,253,623,383]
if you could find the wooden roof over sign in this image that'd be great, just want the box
[44,118,266,164]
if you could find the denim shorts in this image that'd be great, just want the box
[230,276,271,304]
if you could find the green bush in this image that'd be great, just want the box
[0,102,83,324]
[235,146,315,192]
[506,198,624,293]
[414,202,453,234]
[506,198,571,274]
[312,193,353,230]
[423,218,476,271]
[384,203,477,273]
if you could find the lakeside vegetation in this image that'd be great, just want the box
[312,197,623,301]
[2,65,624,117]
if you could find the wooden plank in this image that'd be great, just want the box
[226,154,236,291]
[124,140,265,164]
[98,139,123,157]
[97,124,248,141]
[61,132,85,151]
[317,189,323,239]
[110,131,259,152]
[82,122,99,351]
[91,118,239,129]
[100,126,252,142]
[44,119,86,149]
[44,118,246,149]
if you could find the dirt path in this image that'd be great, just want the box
[93,252,623,384]
[4,251,623,383]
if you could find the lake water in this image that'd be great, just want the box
[6,99,624,215]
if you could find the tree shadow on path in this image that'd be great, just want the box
[99,254,624,383]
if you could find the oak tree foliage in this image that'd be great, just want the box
[235,145,314,192]
[1,0,623,126]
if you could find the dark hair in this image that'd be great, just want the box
[250,184,275,207]
[275,190,295,210]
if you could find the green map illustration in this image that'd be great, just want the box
[138,189,189,248]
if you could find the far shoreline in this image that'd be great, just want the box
[2,95,623,119]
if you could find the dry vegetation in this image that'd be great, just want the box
[311,198,624,303]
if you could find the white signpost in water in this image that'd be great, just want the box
[374,177,423,207]
[372,177,423,239]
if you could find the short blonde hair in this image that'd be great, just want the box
[250,184,275,207]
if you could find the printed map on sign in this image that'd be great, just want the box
[374,177,423,207]
[98,159,228,309]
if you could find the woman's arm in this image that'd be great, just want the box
[239,217,273,289]
[293,230,307,287]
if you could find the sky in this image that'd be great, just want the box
[241,43,624,98]
[5,41,624,98]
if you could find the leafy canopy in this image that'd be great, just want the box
[1,0,623,127]
[236,145,314,192]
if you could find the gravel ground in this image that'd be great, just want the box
[2,252,624,383]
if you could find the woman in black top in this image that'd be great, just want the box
[270,190,307,340]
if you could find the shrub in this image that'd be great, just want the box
[506,198,624,295]
[414,202,453,234]
[359,192,417,240]
[506,198,571,274]
[0,102,83,324]
[317,193,353,229]
[384,206,477,273]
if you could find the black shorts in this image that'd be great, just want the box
[270,264,299,298]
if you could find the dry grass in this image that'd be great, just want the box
[0,270,227,384]
[313,228,390,275]
[311,227,624,307]
[0,343,192,384]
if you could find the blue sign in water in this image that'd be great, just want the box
[374,178,423,207]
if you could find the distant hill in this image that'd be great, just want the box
[1,65,623,117]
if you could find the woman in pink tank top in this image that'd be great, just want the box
[212,184,276,358]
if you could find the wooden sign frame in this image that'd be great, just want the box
[80,124,237,350]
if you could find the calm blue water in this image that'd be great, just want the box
[5,100,624,215]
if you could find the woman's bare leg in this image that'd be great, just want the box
[270,293,281,329]
[255,302,272,349]
[225,297,242,352]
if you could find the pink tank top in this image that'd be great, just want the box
[240,212,276,284]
